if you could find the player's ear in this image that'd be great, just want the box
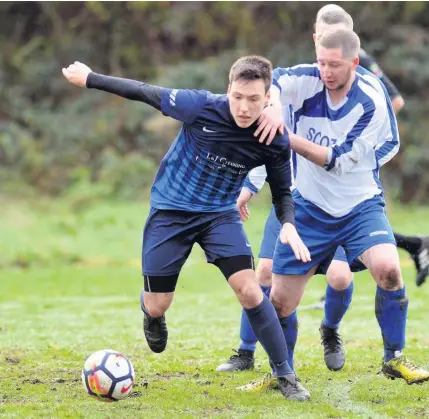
[353,56,359,69]
[265,89,271,105]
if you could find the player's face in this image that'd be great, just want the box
[317,46,357,91]
[228,79,269,128]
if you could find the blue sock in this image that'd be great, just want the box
[244,294,293,376]
[375,286,408,362]
[279,311,298,370]
[323,282,354,329]
[238,285,271,352]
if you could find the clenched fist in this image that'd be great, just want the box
[62,61,92,87]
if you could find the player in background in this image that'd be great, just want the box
[62,56,311,401]
[216,4,429,376]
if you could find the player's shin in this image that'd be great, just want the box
[279,311,298,370]
[244,294,293,377]
[239,285,271,352]
[375,286,408,361]
[323,282,353,329]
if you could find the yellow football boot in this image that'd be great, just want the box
[382,356,429,385]
[236,373,279,391]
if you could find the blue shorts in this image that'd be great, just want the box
[259,206,364,271]
[272,191,396,275]
[142,208,253,276]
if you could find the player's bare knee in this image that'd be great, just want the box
[327,271,352,290]
[269,292,293,317]
[376,263,403,290]
[256,259,273,286]
[236,282,263,308]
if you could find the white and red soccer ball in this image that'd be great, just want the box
[81,349,135,402]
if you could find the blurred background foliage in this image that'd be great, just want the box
[0,1,428,202]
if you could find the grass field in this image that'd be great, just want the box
[1,195,429,418]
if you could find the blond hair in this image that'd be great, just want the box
[318,28,360,59]
[315,4,354,30]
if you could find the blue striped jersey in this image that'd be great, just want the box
[272,64,399,217]
[151,89,292,212]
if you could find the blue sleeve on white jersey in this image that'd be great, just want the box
[161,89,209,124]
[356,66,400,168]
[325,99,393,175]
[243,165,267,194]
[273,65,322,110]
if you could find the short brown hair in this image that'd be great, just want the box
[229,56,272,93]
[319,28,360,59]
[315,4,354,30]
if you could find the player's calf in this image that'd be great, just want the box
[414,237,429,287]
[140,286,173,354]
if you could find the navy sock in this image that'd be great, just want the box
[238,285,271,352]
[323,282,354,329]
[244,294,293,376]
[375,286,408,362]
[279,311,298,370]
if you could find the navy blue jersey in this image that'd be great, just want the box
[359,49,400,100]
[86,73,294,224]
[152,88,292,213]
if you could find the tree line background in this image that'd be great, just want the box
[1,1,428,203]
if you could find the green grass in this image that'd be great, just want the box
[1,196,429,418]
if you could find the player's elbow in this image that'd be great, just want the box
[325,152,352,176]
[391,96,405,114]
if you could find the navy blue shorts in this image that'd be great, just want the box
[259,205,366,272]
[273,191,396,276]
[142,208,253,276]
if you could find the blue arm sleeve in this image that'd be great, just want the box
[264,144,294,225]
[161,89,209,124]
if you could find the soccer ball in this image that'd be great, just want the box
[81,349,135,402]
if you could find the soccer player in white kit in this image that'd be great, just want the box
[241,27,429,390]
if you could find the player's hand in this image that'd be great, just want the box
[62,61,92,88]
[254,106,285,145]
[279,223,311,262]
[236,188,253,222]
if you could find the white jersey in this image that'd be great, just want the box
[271,64,399,217]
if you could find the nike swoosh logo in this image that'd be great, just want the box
[203,126,217,133]
[246,242,251,247]
[121,382,133,393]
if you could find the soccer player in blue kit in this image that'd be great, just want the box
[218,4,429,380]
[236,28,429,391]
[62,55,312,400]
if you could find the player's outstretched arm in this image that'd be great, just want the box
[62,61,164,111]
[62,61,208,122]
